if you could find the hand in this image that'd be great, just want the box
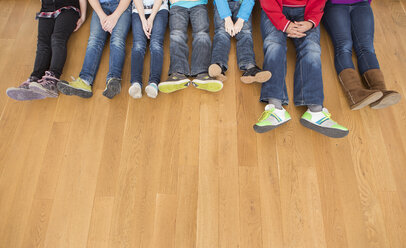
[140,16,151,39]
[233,18,244,35]
[294,21,313,33]
[74,16,86,32]
[224,16,235,37]
[146,15,155,39]
[102,14,119,33]
[285,22,306,38]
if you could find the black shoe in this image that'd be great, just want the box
[240,66,272,84]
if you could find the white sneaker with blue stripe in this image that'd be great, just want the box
[300,108,349,138]
[253,104,291,133]
[145,82,158,98]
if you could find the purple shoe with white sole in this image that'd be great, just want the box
[29,71,59,98]
[6,76,46,101]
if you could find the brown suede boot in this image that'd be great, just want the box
[363,69,401,109]
[338,68,383,110]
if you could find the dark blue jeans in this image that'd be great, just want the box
[79,1,131,85]
[260,9,324,106]
[323,1,379,75]
[211,1,255,71]
[131,10,168,86]
[169,4,211,76]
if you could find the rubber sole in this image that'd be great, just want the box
[103,79,121,99]
[208,64,227,82]
[6,88,46,101]
[57,81,93,98]
[300,118,349,138]
[145,84,158,98]
[350,91,383,110]
[29,82,58,98]
[370,92,401,109]
[253,119,290,133]
[158,79,190,93]
[128,84,142,99]
[192,79,223,92]
[240,71,272,84]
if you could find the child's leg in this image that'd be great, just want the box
[210,6,231,73]
[148,10,168,85]
[190,4,211,76]
[168,6,190,76]
[49,9,80,78]
[233,15,255,71]
[131,12,149,86]
[31,18,54,79]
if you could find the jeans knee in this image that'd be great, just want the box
[170,29,187,42]
[132,41,146,53]
[335,42,353,56]
[263,37,286,55]
[193,31,210,41]
[110,36,126,50]
[150,40,163,52]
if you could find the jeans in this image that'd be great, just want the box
[260,9,324,106]
[32,9,79,79]
[79,1,131,85]
[169,4,211,76]
[131,10,168,86]
[323,1,379,75]
[211,1,255,71]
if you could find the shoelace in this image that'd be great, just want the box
[258,110,272,122]
[39,72,57,86]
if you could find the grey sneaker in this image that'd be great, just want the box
[6,76,45,101]
[158,73,190,93]
[103,78,121,99]
[29,71,59,98]
[192,73,223,92]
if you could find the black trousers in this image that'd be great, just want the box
[31,9,79,79]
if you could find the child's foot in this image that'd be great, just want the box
[300,108,349,138]
[57,77,93,98]
[145,82,158,98]
[240,66,272,84]
[6,76,45,101]
[29,71,59,98]
[103,78,121,99]
[129,82,142,99]
[208,63,227,81]
[192,73,223,92]
[253,104,291,133]
[159,73,190,93]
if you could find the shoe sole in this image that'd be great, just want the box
[103,80,121,99]
[240,71,272,84]
[192,79,223,92]
[370,92,401,109]
[128,84,142,99]
[29,82,58,98]
[209,64,227,81]
[253,119,290,133]
[300,118,349,138]
[350,91,383,110]
[6,88,46,101]
[158,79,190,93]
[57,81,93,98]
[145,85,158,98]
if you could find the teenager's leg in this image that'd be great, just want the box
[259,11,288,104]
[190,4,211,76]
[210,6,231,71]
[168,6,190,76]
[148,10,168,84]
[31,18,54,79]
[131,12,148,85]
[49,9,79,78]
[233,7,256,70]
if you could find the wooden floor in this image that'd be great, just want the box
[1,0,406,247]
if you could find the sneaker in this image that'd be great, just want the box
[208,63,227,82]
[253,104,291,133]
[29,71,59,98]
[192,73,223,92]
[6,76,45,101]
[145,82,158,98]
[300,108,349,138]
[240,66,272,84]
[103,78,121,99]
[129,82,142,99]
[57,77,93,98]
[158,73,190,93]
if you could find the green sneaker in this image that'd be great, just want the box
[300,108,349,138]
[158,73,190,93]
[253,104,291,133]
[57,77,92,98]
[192,73,223,92]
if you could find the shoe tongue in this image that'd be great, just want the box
[265,104,275,111]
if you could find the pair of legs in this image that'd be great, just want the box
[255,9,348,138]
[58,1,131,99]
[6,9,79,101]
[323,1,401,109]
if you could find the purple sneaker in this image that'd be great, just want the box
[29,71,59,98]
[6,76,46,101]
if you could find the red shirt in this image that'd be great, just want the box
[260,0,325,32]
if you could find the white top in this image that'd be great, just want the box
[132,0,169,14]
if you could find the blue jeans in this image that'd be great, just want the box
[131,10,168,86]
[169,4,211,76]
[323,1,379,75]
[79,1,131,85]
[211,1,255,71]
[260,9,324,106]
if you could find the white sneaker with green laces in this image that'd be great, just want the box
[300,108,349,138]
[253,104,291,133]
